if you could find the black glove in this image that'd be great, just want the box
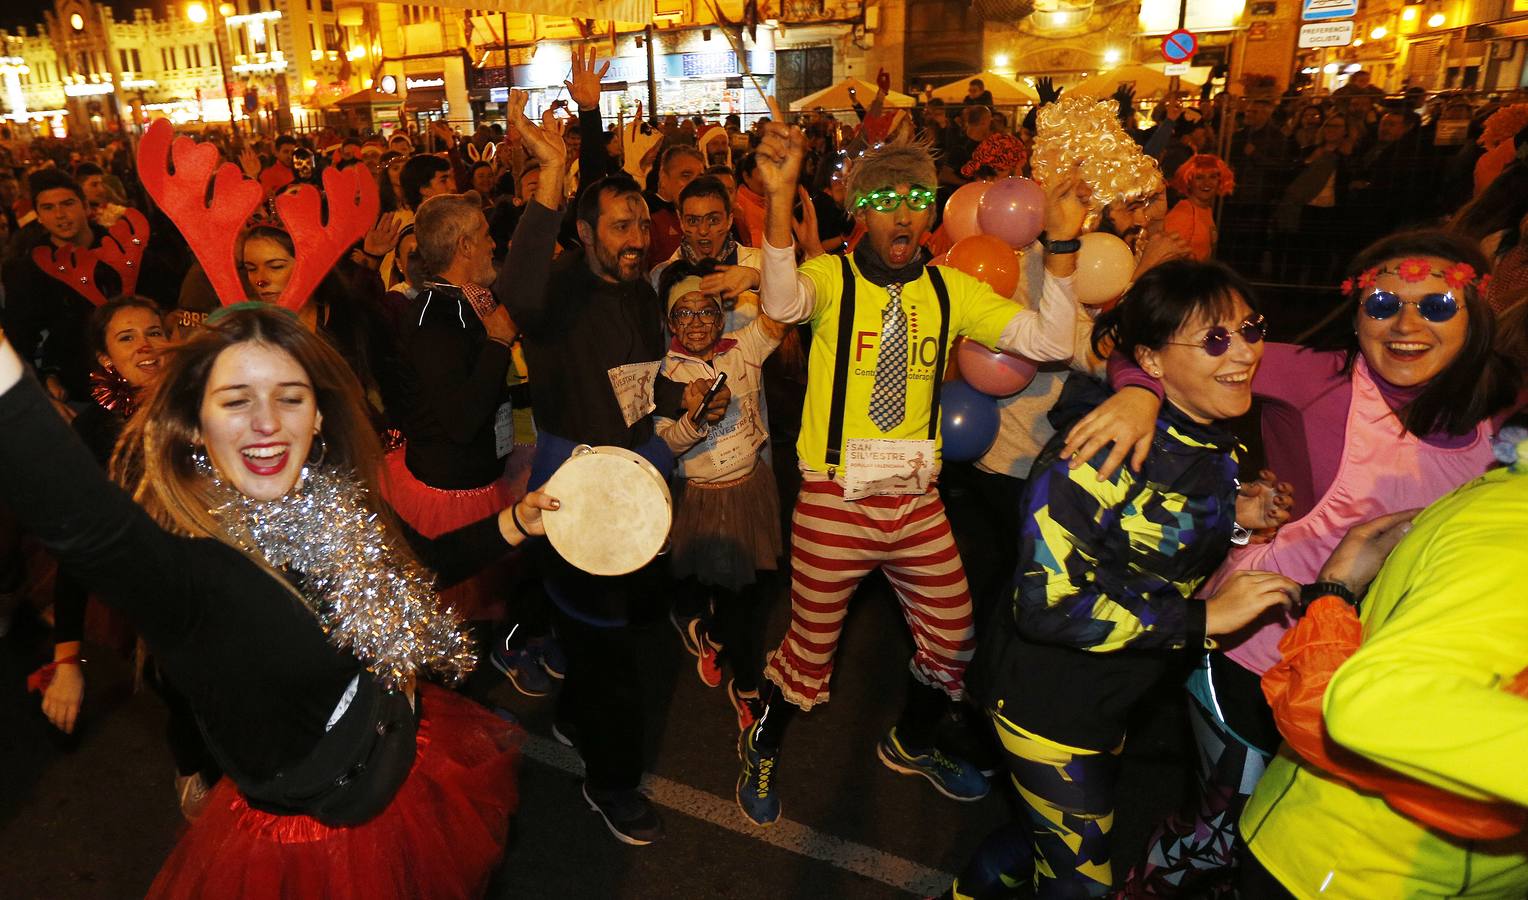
[1111,85,1136,128]
[1035,76,1062,106]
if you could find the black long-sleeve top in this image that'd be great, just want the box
[396,283,512,489]
[50,400,129,646]
[0,224,121,400]
[496,201,670,448]
[0,371,513,787]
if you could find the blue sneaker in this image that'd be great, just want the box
[489,645,553,697]
[736,723,781,826]
[529,635,567,680]
[876,727,990,802]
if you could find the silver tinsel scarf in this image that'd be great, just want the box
[201,459,477,689]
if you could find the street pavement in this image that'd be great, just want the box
[0,568,1191,900]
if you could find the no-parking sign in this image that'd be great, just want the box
[1160,29,1198,63]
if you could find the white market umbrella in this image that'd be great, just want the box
[789,78,917,112]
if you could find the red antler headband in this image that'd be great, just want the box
[138,119,263,307]
[95,207,150,296]
[137,119,380,310]
[28,207,152,306]
[270,164,379,311]
[31,244,108,306]
[1340,258,1492,296]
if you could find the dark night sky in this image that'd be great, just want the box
[1,0,161,32]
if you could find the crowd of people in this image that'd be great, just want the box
[0,47,1526,900]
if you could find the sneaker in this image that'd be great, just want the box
[687,619,722,688]
[726,679,763,732]
[582,783,664,846]
[531,635,567,680]
[671,608,702,657]
[736,723,781,826]
[876,727,990,802]
[175,773,212,822]
[489,645,553,697]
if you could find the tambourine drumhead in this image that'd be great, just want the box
[541,445,672,576]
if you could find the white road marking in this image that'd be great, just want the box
[521,733,956,897]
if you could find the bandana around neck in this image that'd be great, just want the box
[853,241,927,287]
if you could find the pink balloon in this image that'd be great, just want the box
[956,337,1039,397]
[976,177,1046,249]
[944,182,990,243]
[1074,233,1136,306]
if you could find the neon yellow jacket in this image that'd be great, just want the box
[1241,465,1528,898]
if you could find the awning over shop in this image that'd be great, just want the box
[790,78,916,112]
[930,71,1040,105]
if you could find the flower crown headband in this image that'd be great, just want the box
[1341,258,1492,296]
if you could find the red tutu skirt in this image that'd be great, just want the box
[381,448,521,621]
[147,684,521,900]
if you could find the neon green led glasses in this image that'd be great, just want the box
[855,186,937,212]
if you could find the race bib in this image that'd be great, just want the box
[841,438,936,501]
[607,361,661,428]
[493,401,515,459]
[692,397,768,474]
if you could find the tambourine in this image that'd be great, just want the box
[541,445,672,576]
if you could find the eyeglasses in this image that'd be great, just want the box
[1362,290,1459,323]
[855,186,937,212]
[682,213,727,229]
[670,308,722,324]
[1165,314,1267,357]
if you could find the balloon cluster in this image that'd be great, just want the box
[930,157,1139,460]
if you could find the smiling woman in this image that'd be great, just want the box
[0,306,560,897]
[1057,230,1520,896]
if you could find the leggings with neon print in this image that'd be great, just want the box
[951,710,1121,900]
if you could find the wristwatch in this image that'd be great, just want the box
[1300,580,1357,611]
[1039,232,1081,254]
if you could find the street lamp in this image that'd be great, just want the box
[187,1,240,136]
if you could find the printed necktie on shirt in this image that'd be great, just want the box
[867,283,908,431]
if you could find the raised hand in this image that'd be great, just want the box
[565,44,611,111]
[362,211,403,258]
[756,98,807,199]
[1042,165,1089,242]
[239,146,261,178]
[1035,76,1061,106]
[508,88,567,170]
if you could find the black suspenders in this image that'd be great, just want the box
[824,255,952,469]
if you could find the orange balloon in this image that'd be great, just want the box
[945,234,1020,298]
[943,181,990,244]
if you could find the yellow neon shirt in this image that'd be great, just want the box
[795,254,1022,472]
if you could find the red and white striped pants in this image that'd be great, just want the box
[762,478,975,711]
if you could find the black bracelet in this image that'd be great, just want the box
[509,503,533,539]
[1039,231,1081,254]
[1300,580,1357,610]
[360,248,384,260]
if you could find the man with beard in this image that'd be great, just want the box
[500,80,727,846]
[734,110,1087,827]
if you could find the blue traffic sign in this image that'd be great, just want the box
[1160,29,1198,63]
[1302,0,1358,22]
